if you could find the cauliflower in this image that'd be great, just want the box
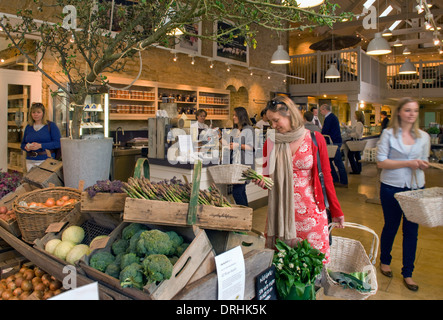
[122,223,148,240]
[119,263,145,289]
[112,238,129,256]
[120,252,140,270]
[89,251,115,272]
[142,254,173,283]
[136,229,174,256]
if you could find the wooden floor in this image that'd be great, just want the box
[251,163,443,300]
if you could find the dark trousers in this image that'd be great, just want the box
[380,183,419,278]
[329,143,348,185]
[348,150,362,173]
[232,183,248,207]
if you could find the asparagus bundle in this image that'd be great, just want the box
[122,177,231,207]
[240,168,274,190]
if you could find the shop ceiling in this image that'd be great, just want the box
[299,0,443,59]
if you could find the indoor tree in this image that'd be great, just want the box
[0,0,352,139]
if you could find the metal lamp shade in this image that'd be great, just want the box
[367,33,392,55]
[325,64,340,79]
[271,45,290,64]
[399,59,417,74]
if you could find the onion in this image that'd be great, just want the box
[14,275,23,288]
[19,291,30,300]
[13,287,23,296]
[41,274,51,286]
[49,280,62,291]
[31,276,42,287]
[34,282,46,292]
[43,291,54,300]
[20,279,32,292]
[7,281,17,291]
[5,275,15,284]
[1,289,12,300]
[23,269,34,280]
[34,267,45,278]
[19,267,29,274]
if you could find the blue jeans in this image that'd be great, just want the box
[232,183,248,207]
[329,143,348,185]
[380,183,419,278]
[348,150,362,173]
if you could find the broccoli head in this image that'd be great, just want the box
[119,262,145,289]
[120,252,140,270]
[142,254,173,283]
[175,242,190,257]
[122,223,148,240]
[114,252,124,268]
[89,251,115,272]
[136,229,174,256]
[127,229,145,255]
[105,263,121,279]
[166,231,184,254]
[112,238,129,256]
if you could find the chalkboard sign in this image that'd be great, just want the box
[255,265,277,300]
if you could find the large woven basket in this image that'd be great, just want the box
[346,139,367,152]
[321,222,379,300]
[13,187,81,244]
[208,164,249,184]
[394,187,443,228]
[323,135,338,158]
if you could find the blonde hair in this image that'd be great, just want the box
[28,102,49,126]
[265,95,304,131]
[389,97,421,138]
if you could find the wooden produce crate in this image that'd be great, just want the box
[0,250,27,279]
[206,230,266,255]
[34,210,121,268]
[81,192,128,213]
[79,222,215,300]
[123,198,253,232]
[23,158,63,188]
[0,183,36,237]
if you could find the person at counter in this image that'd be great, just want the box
[192,109,209,129]
[21,102,61,171]
[376,97,430,292]
[348,111,365,175]
[255,109,270,129]
[381,111,390,132]
[320,104,348,187]
[253,96,344,262]
[227,107,255,207]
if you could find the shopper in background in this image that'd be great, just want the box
[21,102,61,171]
[254,96,344,263]
[192,109,209,129]
[255,109,270,129]
[320,104,348,187]
[376,97,430,292]
[347,110,365,174]
[310,105,322,129]
[229,106,255,207]
[380,110,390,132]
[303,111,321,133]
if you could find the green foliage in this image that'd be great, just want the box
[427,127,440,134]
[89,251,115,272]
[272,239,325,300]
[142,254,174,283]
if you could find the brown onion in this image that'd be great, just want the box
[7,281,17,291]
[23,269,34,280]
[49,280,62,291]
[5,275,15,284]
[31,276,42,286]
[34,267,45,278]
[20,279,32,292]
[1,289,13,300]
[13,287,23,296]
[34,282,46,292]
[43,291,54,300]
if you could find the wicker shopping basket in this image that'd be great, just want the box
[208,164,249,184]
[394,187,443,228]
[321,222,379,300]
[13,187,81,244]
[323,135,338,158]
[346,139,367,152]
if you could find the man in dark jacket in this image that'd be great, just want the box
[380,111,389,132]
[320,104,348,187]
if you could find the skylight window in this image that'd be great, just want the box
[389,20,402,31]
[379,5,393,17]
[363,0,376,10]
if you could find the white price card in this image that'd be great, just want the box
[49,282,99,300]
[215,245,245,300]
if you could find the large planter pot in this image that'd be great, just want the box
[60,137,113,189]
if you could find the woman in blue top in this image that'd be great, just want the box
[376,97,430,292]
[21,102,61,171]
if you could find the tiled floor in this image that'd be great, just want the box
[251,163,443,300]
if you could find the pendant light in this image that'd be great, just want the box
[271,45,290,64]
[402,47,411,55]
[325,64,340,79]
[399,58,416,74]
[393,39,403,47]
[367,32,392,55]
[381,28,393,37]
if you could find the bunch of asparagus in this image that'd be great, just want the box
[122,177,231,207]
[240,168,274,190]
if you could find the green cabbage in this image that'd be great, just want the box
[66,244,91,264]
[54,240,76,260]
[62,226,85,244]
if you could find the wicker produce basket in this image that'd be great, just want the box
[346,139,367,152]
[322,135,338,158]
[394,187,443,228]
[13,187,81,244]
[208,164,249,184]
[321,222,379,300]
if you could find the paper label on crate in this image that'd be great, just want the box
[215,245,245,300]
[89,236,110,251]
[45,221,67,233]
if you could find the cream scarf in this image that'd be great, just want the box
[266,126,306,247]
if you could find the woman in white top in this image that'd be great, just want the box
[376,97,430,292]
[347,111,365,174]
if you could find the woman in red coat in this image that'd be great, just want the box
[254,96,344,263]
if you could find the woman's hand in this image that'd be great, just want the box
[27,143,42,151]
[230,142,240,150]
[417,160,429,170]
[252,178,266,189]
[332,216,345,228]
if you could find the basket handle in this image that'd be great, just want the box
[329,222,379,265]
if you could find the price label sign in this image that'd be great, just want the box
[255,265,277,300]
